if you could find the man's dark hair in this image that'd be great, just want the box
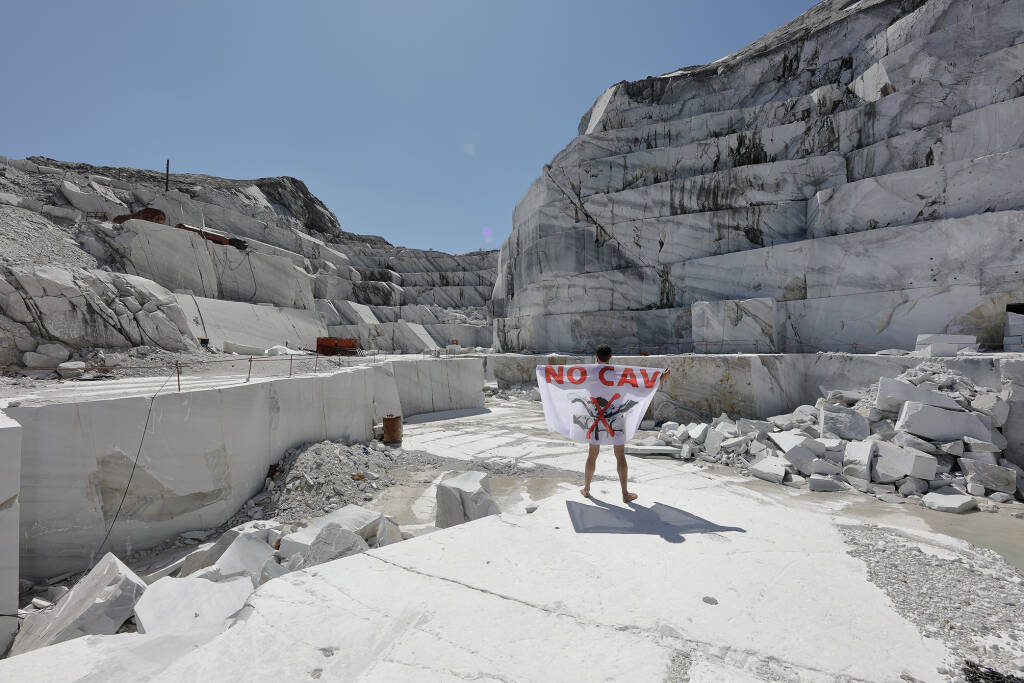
[595,344,612,362]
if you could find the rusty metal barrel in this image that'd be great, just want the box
[382,414,403,444]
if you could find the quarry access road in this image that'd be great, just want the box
[9,399,1024,681]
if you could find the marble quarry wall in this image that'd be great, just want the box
[490,0,1024,353]
[0,157,497,361]
[487,352,1024,469]
[0,358,483,596]
[0,415,21,653]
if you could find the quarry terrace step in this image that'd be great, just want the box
[680,209,1024,305]
[560,43,1024,203]
[398,270,496,287]
[589,0,1014,135]
[566,155,846,223]
[494,308,692,354]
[513,156,842,233]
[845,94,1024,182]
[551,89,839,169]
[557,10,1024,172]
[808,147,1024,238]
[499,204,807,297]
[503,206,1024,322]
[563,119,838,200]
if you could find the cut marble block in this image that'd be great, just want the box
[10,554,146,656]
[134,576,253,635]
[333,299,379,325]
[327,320,440,353]
[875,377,961,412]
[922,488,979,513]
[914,334,977,351]
[10,368,381,579]
[843,441,875,481]
[175,294,326,351]
[691,298,777,353]
[204,535,276,586]
[0,414,22,654]
[277,505,397,559]
[313,273,354,302]
[115,220,318,311]
[750,456,787,483]
[873,442,938,483]
[809,148,1024,239]
[351,280,402,307]
[60,180,126,218]
[386,357,485,417]
[435,471,501,528]
[775,280,1024,352]
[423,323,492,349]
[958,459,1017,494]
[298,525,370,568]
[370,304,439,325]
[895,402,992,443]
[1006,312,1024,337]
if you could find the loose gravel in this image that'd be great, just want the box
[840,524,1024,680]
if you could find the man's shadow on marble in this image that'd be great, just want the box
[566,497,746,543]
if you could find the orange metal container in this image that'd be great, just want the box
[316,337,359,356]
[382,414,403,443]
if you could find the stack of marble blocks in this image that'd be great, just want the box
[490,0,1024,354]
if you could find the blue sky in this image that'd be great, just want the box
[1,0,818,254]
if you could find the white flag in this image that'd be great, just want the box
[535,364,665,445]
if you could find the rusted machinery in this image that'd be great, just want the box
[112,207,166,224]
[174,223,248,250]
[316,337,359,356]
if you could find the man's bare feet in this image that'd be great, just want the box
[623,492,638,503]
[580,487,591,498]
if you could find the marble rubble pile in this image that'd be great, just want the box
[637,362,1024,512]
[491,0,1024,354]
[8,502,402,657]
[0,155,496,367]
[6,431,507,657]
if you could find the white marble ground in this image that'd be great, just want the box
[3,398,1001,681]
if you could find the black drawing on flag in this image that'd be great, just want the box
[571,393,639,439]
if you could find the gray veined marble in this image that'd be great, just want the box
[492,0,1024,353]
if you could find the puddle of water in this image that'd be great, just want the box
[842,498,1024,573]
[715,465,1024,572]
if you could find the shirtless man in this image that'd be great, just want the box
[580,344,668,503]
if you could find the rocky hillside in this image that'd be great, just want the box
[491,0,1024,353]
[0,156,497,368]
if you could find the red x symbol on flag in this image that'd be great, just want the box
[586,393,621,439]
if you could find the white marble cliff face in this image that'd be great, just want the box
[491,0,1024,353]
[2,154,496,360]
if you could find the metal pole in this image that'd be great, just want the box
[247,357,253,383]
[165,159,169,192]
[175,361,181,392]
[289,354,293,377]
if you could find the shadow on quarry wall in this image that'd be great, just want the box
[566,498,746,543]
[89,447,231,523]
